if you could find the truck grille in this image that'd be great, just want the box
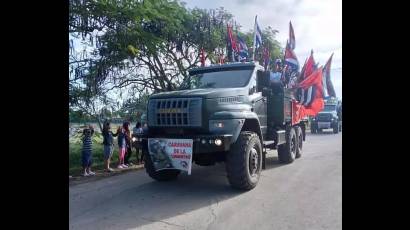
[148,98,202,127]
[316,113,332,121]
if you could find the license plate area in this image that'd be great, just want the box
[148,138,193,175]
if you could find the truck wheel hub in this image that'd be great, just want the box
[291,136,296,156]
[249,148,259,176]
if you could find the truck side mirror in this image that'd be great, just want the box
[249,86,256,95]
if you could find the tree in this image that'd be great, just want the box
[69,0,284,122]
[70,0,236,93]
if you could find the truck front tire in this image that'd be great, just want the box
[295,126,303,158]
[278,127,297,164]
[142,146,180,181]
[333,122,339,134]
[226,131,262,190]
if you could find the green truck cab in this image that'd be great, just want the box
[310,97,342,134]
[139,62,307,190]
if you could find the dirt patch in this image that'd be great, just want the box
[69,164,145,186]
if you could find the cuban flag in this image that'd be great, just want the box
[284,42,299,71]
[237,35,249,60]
[253,16,263,49]
[289,21,296,50]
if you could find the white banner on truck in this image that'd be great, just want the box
[148,138,193,175]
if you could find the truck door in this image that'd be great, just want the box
[251,70,268,137]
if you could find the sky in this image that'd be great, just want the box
[183,0,342,98]
[70,0,342,99]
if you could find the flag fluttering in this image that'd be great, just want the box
[289,21,295,50]
[237,35,249,61]
[323,53,336,97]
[302,50,315,79]
[284,42,299,71]
[297,50,316,106]
[292,67,325,124]
[252,15,263,60]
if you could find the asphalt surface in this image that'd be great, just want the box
[69,130,342,230]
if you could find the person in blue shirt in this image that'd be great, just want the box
[270,59,284,89]
[102,121,118,172]
[81,125,95,177]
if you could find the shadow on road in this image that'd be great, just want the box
[70,153,288,229]
[309,130,341,136]
[264,155,287,170]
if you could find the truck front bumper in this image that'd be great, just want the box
[312,120,338,129]
[317,122,332,129]
[139,134,233,154]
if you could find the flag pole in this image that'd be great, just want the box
[252,15,257,61]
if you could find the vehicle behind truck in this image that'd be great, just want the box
[138,62,308,190]
[310,97,342,134]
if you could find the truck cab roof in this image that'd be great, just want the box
[188,62,264,75]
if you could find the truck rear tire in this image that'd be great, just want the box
[142,146,180,181]
[278,127,297,164]
[226,131,262,190]
[295,126,303,158]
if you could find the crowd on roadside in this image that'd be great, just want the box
[80,120,147,177]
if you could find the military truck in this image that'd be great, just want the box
[139,62,308,190]
[310,97,342,134]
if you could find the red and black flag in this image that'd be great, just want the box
[292,67,325,124]
[322,53,336,97]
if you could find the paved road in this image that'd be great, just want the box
[69,131,342,230]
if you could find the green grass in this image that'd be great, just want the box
[69,130,141,176]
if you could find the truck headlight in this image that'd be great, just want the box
[209,119,244,133]
[132,137,137,142]
[214,122,224,128]
[214,139,223,146]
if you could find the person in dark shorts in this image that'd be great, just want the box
[102,121,118,172]
[81,125,95,177]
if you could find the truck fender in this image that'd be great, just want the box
[210,111,262,143]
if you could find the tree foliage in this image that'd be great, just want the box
[69,0,284,122]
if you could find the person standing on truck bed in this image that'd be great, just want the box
[270,59,285,92]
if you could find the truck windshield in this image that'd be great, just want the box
[323,105,336,111]
[180,69,253,89]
